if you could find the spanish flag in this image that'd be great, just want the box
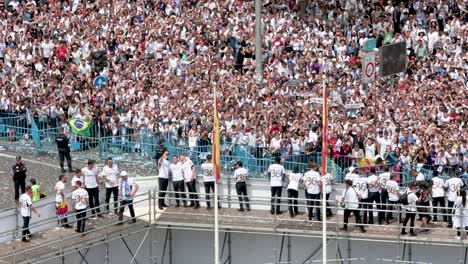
[212,91,221,183]
[69,118,92,137]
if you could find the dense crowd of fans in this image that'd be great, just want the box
[0,0,467,173]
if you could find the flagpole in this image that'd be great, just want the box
[213,85,220,264]
[321,77,328,264]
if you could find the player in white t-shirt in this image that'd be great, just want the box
[71,169,83,190]
[431,171,447,222]
[180,153,199,208]
[55,174,72,228]
[102,158,119,214]
[233,161,250,212]
[71,180,89,234]
[117,171,139,224]
[170,156,187,207]
[286,167,303,218]
[19,186,40,242]
[81,160,101,217]
[267,156,286,214]
[385,174,400,224]
[445,174,465,227]
[353,171,369,224]
[201,154,221,209]
[379,167,391,223]
[158,151,170,209]
[344,166,359,184]
[304,162,322,221]
[322,173,335,217]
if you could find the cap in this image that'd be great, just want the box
[30,178,37,184]
[349,166,355,172]
[120,171,128,177]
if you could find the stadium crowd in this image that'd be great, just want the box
[0,0,467,173]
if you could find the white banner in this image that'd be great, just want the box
[344,103,365,110]
[362,51,376,84]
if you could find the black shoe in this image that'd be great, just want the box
[409,233,417,237]
[276,211,282,215]
[360,228,367,233]
[289,212,294,218]
[158,206,164,210]
[270,210,275,215]
[61,169,66,173]
[194,205,200,209]
[247,208,251,211]
[207,207,212,210]
[189,204,195,207]
[75,229,81,233]
[27,234,33,238]
[339,227,348,232]
[22,238,30,242]
[238,208,245,212]
[131,219,136,223]
[98,214,104,218]
[447,224,453,228]
[175,204,180,208]
[116,221,124,226]
[183,204,188,208]
[63,224,73,229]
[162,204,168,208]
[401,232,408,235]
[386,220,391,225]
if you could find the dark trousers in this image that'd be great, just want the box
[325,193,333,216]
[186,180,199,206]
[86,187,100,216]
[270,187,282,214]
[235,182,249,210]
[14,179,26,200]
[76,209,87,233]
[433,196,447,222]
[380,189,388,221]
[402,211,416,234]
[22,216,31,240]
[173,180,187,206]
[204,181,220,208]
[343,209,363,229]
[58,150,72,171]
[287,189,299,214]
[387,200,401,222]
[158,178,169,206]
[361,197,371,224]
[105,187,119,213]
[367,192,382,224]
[448,200,455,225]
[118,199,135,221]
[306,192,321,220]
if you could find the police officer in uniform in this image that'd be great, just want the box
[55,128,73,173]
[233,161,250,212]
[12,156,27,201]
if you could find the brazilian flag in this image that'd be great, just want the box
[69,118,92,137]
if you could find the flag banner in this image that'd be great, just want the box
[212,96,221,183]
[69,118,92,137]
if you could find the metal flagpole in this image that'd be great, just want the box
[214,85,220,264]
[321,77,328,264]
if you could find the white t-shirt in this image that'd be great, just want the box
[170,162,184,182]
[181,159,194,182]
[406,191,418,212]
[304,170,321,194]
[72,188,89,210]
[345,172,359,183]
[431,177,445,198]
[367,175,380,193]
[233,167,249,183]
[353,178,369,199]
[119,178,137,200]
[387,180,400,202]
[158,158,170,179]
[287,173,303,191]
[415,172,425,182]
[82,166,99,188]
[322,173,333,194]
[71,176,83,188]
[445,177,464,201]
[364,143,376,159]
[268,164,285,187]
[19,193,32,217]
[341,187,360,209]
[102,164,119,188]
[201,163,214,182]
[379,172,391,189]
[55,181,66,203]
[41,41,54,58]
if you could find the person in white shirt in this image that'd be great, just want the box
[379,167,391,222]
[81,160,102,217]
[344,166,359,184]
[180,153,199,208]
[304,162,322,221]
[55,174,72,228]
[71,181,88,234]
[431,171,447,222]
[19,186,40,242]
[445,174,465,227]
[323,172,334,217]
[71,169,83,190]
[411,169,425,182]
[201,154,221,209]
[170,156,187,207]
[102,158,119,214]
[268,156,286,214]
[340,180,366,233]
[158,150,170,209]
[287,167,303,218]
[366,167,383,225]
[353,171,369,224]
[453,188,468,239]
[386,174,400,224]
[401,183,420,236]
[117,171,139,224]
[233,161,250,212]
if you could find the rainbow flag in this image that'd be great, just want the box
[69,118,92,136]
[56,201,68,217]
[212,94,221,183]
